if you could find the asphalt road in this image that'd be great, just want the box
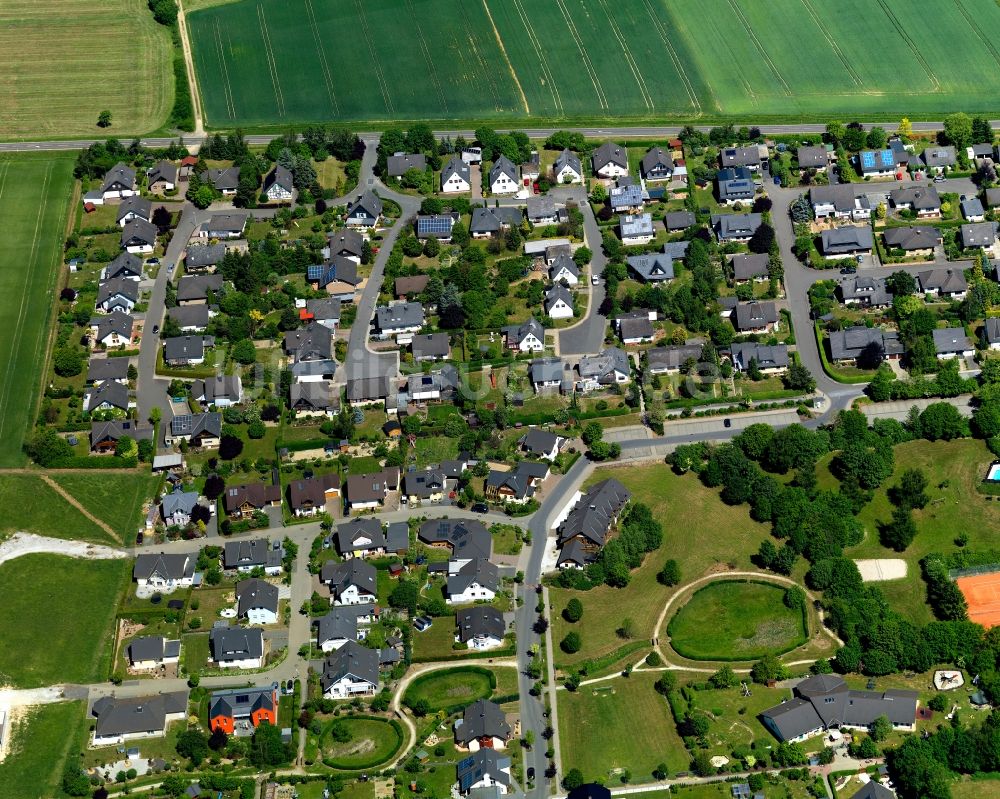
[558,194,609,356]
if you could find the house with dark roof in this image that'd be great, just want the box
[890,185,941,217]
[720,145,762,171]
[191,373,242,408]
[627,241,688,283]
[797,145,830,171]
[321,640,379,698]
[455,699,512,751]
[96,276,139,313]
[90,310,134,349]
[346,375,394,407]
[395,274,430,300]
[304,297,342,330]
[133,552,195,591]
[526,194,558,225]
[470,206,523,238]
[307,256,360,301]
[411,332,451,362]
[90,418,152,454]
[486,461,549,505]
[284,321,334,362]
[592,141,629,179]
[960,221,999,250]
[556,479,631,568]
[549,255,580,286]
[163,335,207,366]
[288,473,340,517]
[199,212,247,240]
[519,428,562,461]
[161,489,200,527]
[544,283,574,320]
[82,380,131,413]
[346,191,383,228]
[328,228,364,262]
[419,518,492,565]
[322,559,377,606]
[729,342,789,374]
[810,185,872,221]
[760,674,917,743]
[447,558,500,604]
[983,317,1000,350]
[839,276,892,308]
[664,210,697,231]
[610,182,644,214]
[315,606,367,652]
[387,152,427,178]
[857,149,897,177]
[442,155,472,193]
[645,343,704,375]
[91,691,187,746]
[166,412,222,448]
[712,213,762,243]
[87,356,129,386]
[933,327,974,359]
[146,160,178,193]
[210,625,265,669]
[733,302,779,333]
[919,268,968,299]
[529,357,569,393]
[236,578,279,625]
[456,606,506,651]
[457,749,512,795]
[290,382,339,416]
[100,162,137,200]
[177,273,224,305]
[961,197,986,222]
[117,193,153,226]
[185,242,226,273]
[223,481,282,519]
[730,253,770,283]
[922,146,957,172]
[167,304,210,333]
[102,251,143,282]
[403,469,448,503]
[489,156,520,195]
[846,784,895,799]
[820,226,874,258]
[554,149,583,184]
[374,302,425,340]
[127,636,181,670]
[209,686,277,734]
[263,165,294,202]
[883,225,941,255]
[640,146,674,181]
[828,326,903,365]
[207,167,240,195]
[416,213,456,240]
[502,317,545,352]
[224,538,283,574]
[335,516,388,557]
[578,346,631,388]
[716,167,755,204]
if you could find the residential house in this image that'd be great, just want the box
[236,578,279,625]
[883,226,941,255]
[984,317,1000,350]
[403,469,447,503]
[961,197,986,222]
[346,375,394,407]
[90,311,134,349]
[502,317,545,352]
[146,161,178,193]
[712,213,762,243]
[96,277,139,313]
[922,146,957,173]
[797,145,830,171]
[846,784,895,799]
[90,691,187,747]
[133,552,195,591]
[485,461,549,505]
[90,419,151,454]
[224,538,283,575]
[549,255,580,286]
[720,145,762,171]
[82,380,131,413]
[166,412,222,448]
[284,324,335,369]
[160,490,200,527]
[328,229,365,263]
[820,226,874,258]
[553,149,583,184]
[839,276,892,308]
[519,428,562,461]
[619,213,654,245]
[87,356,129,386]
[579,347,631,389]
[335,517,388,557]
[731,253,770,284]
[101,163,137,200]
[627,241,687,283]
[664,210,697,231]
[262,165,294,202]
[209,686,277,734]
[387,521,410,555]
[374,302,425,341]
[223,482,282,520]
[969,143,997,161]
[177,273,224,305]
[308,257,361,301]
[315,607,362,652]
[289,382,339,416]
[207,167,240,195]
[411,332,450,362]
[470,206,522,238]
[455,699,512,751]
[288,473,340,517]
[199,213,247,240]
[557,479,630,568]
[167,305,210,332]
[347,191,383,228]
[529,357,568,393]
[733,302,779,334]
[591,141,629,179]
[526,195,558,224]
[645,342,704,375]
[544,283,574,320]
[640,146,674,181]
[416,213,456,240]
[163,335,207,366]
[729,342,790,374]
[387,152,427,178]
[210,626,265,669]
[716,166,755,204]
[933,327,974,359]
[890,185,941,217]
[810,185,872,221]
[457,750,512,796]
[395,275,429,300]
[919,268,968,299]
[190,373,242,408]
[447,558,500,604]
[127,636,180,670]
[305,297,342,329]
[418,518,492,565]
[185,242,226,273]
[760,674,917,743]
[616,310,655,345]
[456,606,506,651]
[102,251,143,281]
[322,559,377,606]
[960,221,999,250]
[116,196,152,227]
[321,640,379,698]
[441,156,472,193]
[610,182,644,214]
[489,156,520,194]
[828,326,903,365]
[857,149,897,177]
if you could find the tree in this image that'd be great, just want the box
[783,585,806,610]
[886,270,917,296]
[919,402,966,441]
[867,127,888,150]
[25,427,72,466]
[54,348,83,377]
[658,559,681,586]
[750,654,787,684]
[581,421,604,446]
[61,761,91,796]
[562,769,585,791]
[825,121,846,146]
[944,112,974,149]
[389,579,419,615]
[881,506,918,552]
[176,729,210,764]
[889,468,929,510]
[249,721,292,767]
[972,116,994,144]
[232,338,257,364]
[748,223,775,254]
[783,362,816,392]
[97,110,112,128]
[691,751,716,777]
[560,631,582,653]
[709,665,737,688]
[654,672,677,695]
[898,118,913,139]
[563,598,583,623]
[870,714,892,743]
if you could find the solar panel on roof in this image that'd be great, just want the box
[307,265,324,280]
[418,216,453,235]
[861,152,875,168]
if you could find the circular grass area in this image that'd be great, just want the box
[667,580,807,661]
[403,666,495,714]
[321,716,403,770]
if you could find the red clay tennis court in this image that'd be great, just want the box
[957,572,1000,628]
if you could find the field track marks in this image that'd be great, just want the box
[641,0,700,113]
[481,0,530,114]
[951,0,1000,72]
[39,474,121,543]
[212,19,236,119]
[725,0,792,96]
[404,0,450,115]
[797,0,862,86]
[0,162,48,446]
[595,0,653,111]
[303,0,340,116]
[455,0,505,112]
[352,0,394,115]
[554,0,609,111]
[256,3,286,117]
[872,0,940,90]
[506,0,561,114]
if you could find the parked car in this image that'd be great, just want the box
[471,502,489,514]
[591,274,600,285]
[152,324,159,334]
[527,768,535,781]
[136,532,144,545]
[723,418,732,428]
[934,174,945,183]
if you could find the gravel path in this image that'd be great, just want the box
[0,532,127,567]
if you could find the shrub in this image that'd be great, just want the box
[560,631,582,654]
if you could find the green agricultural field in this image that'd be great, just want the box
[189,0,1000,128]
[0,0,172,138]
[558,672,689,782]
[668,580,807,661]
[0,154,75,466]
[50,472,160,543]
[0,554,130,687]
[0,474,109,542]
[0,701,87,799]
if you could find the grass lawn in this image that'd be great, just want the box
[320,716,403,768]
[314,158,348,190]
[952,774,1000,799]
[0,0,171,137]
[559,672,689,782]
[181,632,211,675]
[550,464,771,668]
[821,438,1000,626]
[403,667,494,713]
[411,615,460,660]
[0,154,75,466]
[0,554,129,687]
[0,701,87,799]
[412,436,460,468]
[50,472,160,543]
[348,455,384,475]
[667,580,807,661]
[0,474,112,542]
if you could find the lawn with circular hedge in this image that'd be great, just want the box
[402,666,496,715]
[667,580,808,661]
[321,715,404,770]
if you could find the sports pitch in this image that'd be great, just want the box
[189,0,1000,127]
[0,154,75,467]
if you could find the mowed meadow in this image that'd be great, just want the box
[0,0,172,138]
[0,154,75,466]
[188,0,1000,127]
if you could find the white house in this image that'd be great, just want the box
[549,255,580,286]
[441,156,472,193]
[321,641,379,699]
[456,606,506,651]
[446,558,499,605]
[90,692,187,747]
[502,317,545,352]
[127,636,181,671]
[236,578,279,626]
[619,213,654,246]
[210,626,264,669]
[553,149,583,184]
[323,559,378,606]
[457,750,512,796]
[544,283,574,320]
[133,553,195,592]
[90,311,134,349]
[263,165,294,202]
[100,163,138,201]
[592,142,629,179]
[489,156,520,195]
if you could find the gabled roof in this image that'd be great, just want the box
[610,183,644,210]
[128,635,172,663]
[712,213,763,240]
[457,749,512,792]
[442,155,471,184]
[520,428,560,456]
[884,225,941,251]
[858,149,896,172]
[92,691,187,738]
[839,276,892,306]
[486,461,548,501]
[223,481,281,513]
[207,167,240,191]
[592,141,628,172]
[177,273,224,301]
[185,242,226,269]
[263,164,294,194]
[322,558,377,596]
[147,160,178,185]
[527,194,557,219]
[847,784,895,799]
[456,606,506,644]
[455,699,511,745]
[306,297,342,322]
[224,538,281,569]
[733,301,779,331]
[489,155,518,185]
[554,148,582,175]
[960,221,999,248]
[328,228,364,258]
[558,478,630,547]
[411,332,450,359]
[116,195,152,224]
[347,375,393,402]
[810,184,870,214]
[161,489,199,518]
[205,213,248,234]
[890,185,940,211]
[919,268,968,294]
[133,552,194,582]
[315,607,360,646]
[731,253,770,280]
[236,578,279,616]
[163,335,205,362]
[92,419,154,446]
[619,213,653,238]
[579,347,630,379]
[730,342,789,370]
[290,381,339,411]
[716,166,755,201]
[645,344,703,372]
[288,473,340,511]
[640,146,674,175]
[336,516,387,550]
[529,357,565,384]
[191,373,241,404]
[284,321,335,361]
[347,190,383,219]
[829,326,903,361]
[210,625,264,660]
[375,302,424,331]
[796,145,830,168]
[447,558,500,596]
[470,206,522,235]
[932,326,973,354]
[308,255,360,290]
[503,316,544,347]
[209,686,275,721]
[548,254,580,281]
[97,276,139,307]
[404,469,448,498]
[321,640,379,690]
[84,380,130,411]
[387,152,427,177]
[664,210,697,231]
[92,310,134,341]
[720,146,761,168]
[102,162,136,192]
[922,146,957,167]
[544,283,574,314]
[87,356,129,383]
[103,251,143,279]
[169,412,222,439]
[418,518,492,560]
[821,226,874,254]
[984,317,1000,344]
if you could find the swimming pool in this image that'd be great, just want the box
[986,462,1000,482]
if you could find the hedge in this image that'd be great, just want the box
[51,456,140,469]
[814,322,874,384]
[320,716,404,771]
[556,640,648,674]
[276,437,331,453]
[404,665,497,716]
[410,637,516,664]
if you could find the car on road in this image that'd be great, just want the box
[152,324,159,334]
[471,502,489,513]
[527,768,535,781]
[840,265,857,275]
[934,174,945,183]
[413,616,433,632]
[592,274,600,285]
[723,418,732,428]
